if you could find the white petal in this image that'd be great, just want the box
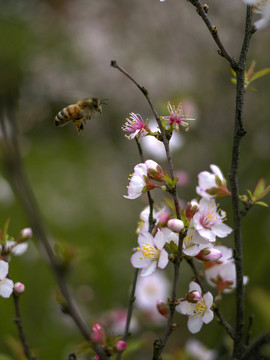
[154,230,165,250]
[187,317,203,334]
[134,163,147,177]
[210,164,224,181]
[12,243,28,255]
[182,243,209,256]
[158,249,169,269]
[0,260,9,279]
[0,278,14,298]
[141,261,157,276]
[202,309,214,324]
[189,281,201,293]
[145,160,159,171]
[130,251,151,269]
[203,292,213,308]
[176,301,195,316]
[212,223,232,238]
[138,232,154,247]
[198,172,216,190]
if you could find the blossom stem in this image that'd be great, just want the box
[12,293,36,360]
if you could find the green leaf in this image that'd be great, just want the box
[255,201,268,207]
[247,189,254,201]
[249,68,270,83]
[231,78,237,85]
[253,178,266,198]
[256,185,270,201]
[230,66,236,77]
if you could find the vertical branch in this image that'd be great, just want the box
[229,6,254,359]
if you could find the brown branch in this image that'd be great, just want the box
[229,5,254,359]
[241,329,270,360]
[12,293,36,360]
[187,0,238,69]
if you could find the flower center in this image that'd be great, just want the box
[200,204,224,229]
[192,299,207,318]
[139,243,160,260]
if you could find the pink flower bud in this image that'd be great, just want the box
[14,282,25,295]
[20,228,32,241]
[156,300,169,319]
[167,219,184,233]
[94,355,100,360]
[186,290,201,303]
[91,323,104,344]
[186,200,199,220]
[196,248,222,262]
[114,340,127,353]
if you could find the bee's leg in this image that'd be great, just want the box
[73,120,84,135]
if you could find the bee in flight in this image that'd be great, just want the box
[54,97,107,134]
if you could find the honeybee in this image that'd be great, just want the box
[54,97,105,134]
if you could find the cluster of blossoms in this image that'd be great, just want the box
[0,225,32,298]
[124,158,248,333]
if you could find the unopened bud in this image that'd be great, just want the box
[186,200,199,220]
[14,282,25,295]
[167,219,184,233]
[186,290,201,303]
[91,323,104,344]
[20,228,32,241]
[196,248,222,262]
[94,355,100,360]
[114,340,127,353]
[157,300,169,319]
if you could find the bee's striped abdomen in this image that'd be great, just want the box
[54,104,81,127]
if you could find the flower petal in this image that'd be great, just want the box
[0,260,8,279]
[202,309,214,324]
[158,249,169,269]
[189,281,201,294]
[130,251,151,269]
[203,292,213,308]
[0,278,14,298]
[141,261,157,276]
[187,317,203,334]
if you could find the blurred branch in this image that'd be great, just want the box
[229,5,254,359]
[187,0,238,69]
[241,329,270,360]
[0,105,109,360]
[111,60,184,360]
[12,293,36,360]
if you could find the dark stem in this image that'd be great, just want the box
[229,6,254,359]
[187,0,237,69]
[12,293,36,360]
[245,315,254,346]
[241,329,270,360]
[111,61,184,359]
[0,107,109,360]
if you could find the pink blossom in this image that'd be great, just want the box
[162,102,196,131]
[122,113,150,140]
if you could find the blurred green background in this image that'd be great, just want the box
[0,0,270,359]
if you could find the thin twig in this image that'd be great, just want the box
[246,315,254,346]
[241,329,270,360]
[0,106,109,360]
[12,293,36,360]
[187,0,238,69]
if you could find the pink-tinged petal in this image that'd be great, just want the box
[141,261,157,276]
[197,228,216,242]
[130,251,151,269]
[0,260,9,279]
[191,231,210,245]
[212,223,232,238]
[187,317,203,334]
[154,230,166,250]
[176,301,195,316]
[145,160,159,171]
[189,281,201,294]
[210,164,224,181]
[0,278,14,298]
[183,243,209,257]
[134,163,148,177]
[215,246,233,261]
[138,232,154,247]
[203,292,213,308]
[198,172,216,189]
[202,309,214,324]
[158,249,169,269]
